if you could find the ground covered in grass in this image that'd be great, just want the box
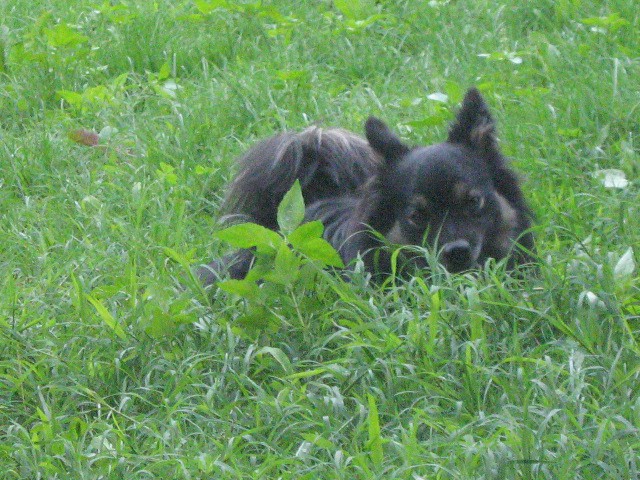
[1,0,639,478]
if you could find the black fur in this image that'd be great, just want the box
[199,88,534,284]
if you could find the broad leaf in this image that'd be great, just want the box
[215,223,283,251]
[277,180,305,234]
[263,243,300,284]
[218,279,261,300]
[296,238,344,268]
[288,220,324,248]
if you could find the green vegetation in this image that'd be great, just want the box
[1,0,639,478]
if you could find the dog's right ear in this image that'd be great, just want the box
[365,117,410,164]
[447,88,497,153]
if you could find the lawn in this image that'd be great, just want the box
[1,0,639,478]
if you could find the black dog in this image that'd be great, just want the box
[198,88,533,285]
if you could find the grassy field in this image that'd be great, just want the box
[1,0,639,478]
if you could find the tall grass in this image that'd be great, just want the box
[1,0,639,478]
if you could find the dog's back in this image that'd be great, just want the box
[223,127,380,230]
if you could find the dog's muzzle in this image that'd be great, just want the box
[441,239,476,272]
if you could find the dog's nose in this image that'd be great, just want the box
[441,239,473,272]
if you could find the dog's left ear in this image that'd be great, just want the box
[365,116,410,164]
[447,88,498,154]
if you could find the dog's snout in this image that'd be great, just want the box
[442,239,473,272]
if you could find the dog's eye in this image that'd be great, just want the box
[407,207,429,226]
[467,194,485,214]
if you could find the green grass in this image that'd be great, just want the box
[1,0,639,478]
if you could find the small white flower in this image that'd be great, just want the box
[579,290,605,308]
[593,169,629,189]
[427,92,448,103]
[614,247,635,279]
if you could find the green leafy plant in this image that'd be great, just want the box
[214,181,343,338]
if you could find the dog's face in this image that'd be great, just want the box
[365,88,531,272]
[385,144,516,272]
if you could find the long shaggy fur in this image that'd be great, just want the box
[199,88,534,285]
[225,127,380,230]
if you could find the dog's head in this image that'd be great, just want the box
[365,88,532,273]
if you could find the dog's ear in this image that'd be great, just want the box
[365,117,410,164]
[447,88,498,153]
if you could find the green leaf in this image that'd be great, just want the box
[195,165,214,175]
[85,294,126,339]
[302,433,335,449]
[256,346,292,374]
[367,393,383,467]
[244,256,276,282]
[44,24,88,48]
[111,72,129,89]
[334,0,373,20]
[0,41,6,74]
[406,111,451,128]
[214,223,283,251]
[581,13,629,32]
[195,0,229,14]
[263,243,300,285]
[557,128,583,138]
[296,238,344,268]
[342,14,383,32]
[275,69,309,82]
[142,309,176,338]
[288,220,324,248]
[427,289,441,356]
[286,367,328,380]
[57,90,84,107]
[155,62,171,81]
[444,80,463,103]
[296,262,321,289]
[83,85,111,105]
[218,279,261,300]
[163,247,196,270]
[234,306,280,337]
[277,180,305,234]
